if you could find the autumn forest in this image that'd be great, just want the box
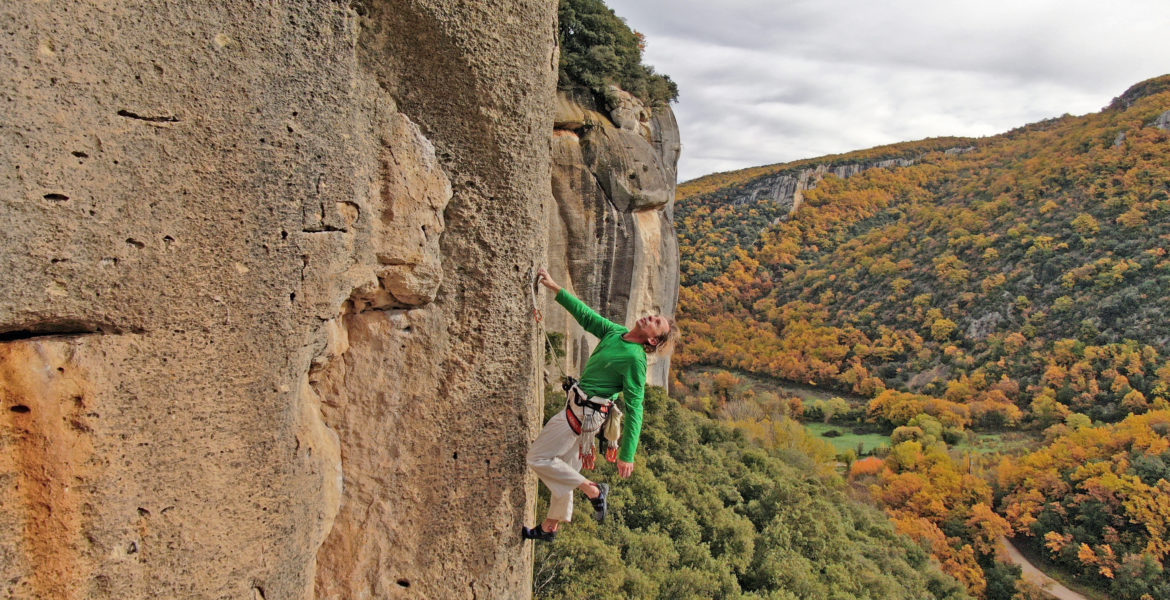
[671,75,1170,600]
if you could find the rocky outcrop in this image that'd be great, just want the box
[1107,74,1170,110]
[1152,109,1170,131]
[0,2,555,599]
[545,89,681,386]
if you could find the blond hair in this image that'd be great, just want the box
[644,317,678,354]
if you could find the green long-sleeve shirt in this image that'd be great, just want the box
[556,288,647,463]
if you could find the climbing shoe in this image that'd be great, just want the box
[520,525,557,542]
[590,483,609,523]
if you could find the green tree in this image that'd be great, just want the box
[558,0,678,105]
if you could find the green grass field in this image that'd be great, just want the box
[803,422,890,455]
[803,423,1040,458]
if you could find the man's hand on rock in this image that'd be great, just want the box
[536,268,561,293]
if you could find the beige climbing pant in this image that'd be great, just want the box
[527,409,593,522]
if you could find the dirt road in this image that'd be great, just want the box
[999,537,1093,600]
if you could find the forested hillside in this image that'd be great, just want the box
[677,136,973,285]
[673,75,1170,599]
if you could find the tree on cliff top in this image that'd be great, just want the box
[558,0,679,106]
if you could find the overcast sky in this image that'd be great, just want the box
[602,0,1170,182]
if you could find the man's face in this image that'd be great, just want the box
[636,315,670,341]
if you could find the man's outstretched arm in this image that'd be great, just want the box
[537,268,621,339]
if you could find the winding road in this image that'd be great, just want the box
[999,537,1092,600]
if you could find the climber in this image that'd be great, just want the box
[521,268,676,542]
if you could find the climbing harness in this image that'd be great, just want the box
[563,376,611,435]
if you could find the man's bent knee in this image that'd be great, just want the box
[527,449,549,469]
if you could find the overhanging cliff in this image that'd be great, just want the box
[545,88,681,386]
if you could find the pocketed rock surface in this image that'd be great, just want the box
[0,1,555,598]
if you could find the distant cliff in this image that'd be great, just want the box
[545,87,681,386]
[731,158,915,215]
[0,2,555,599]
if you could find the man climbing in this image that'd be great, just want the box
[522,268,675,542]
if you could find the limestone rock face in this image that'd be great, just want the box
[546,91,681,386]
[0,2,555,599]
[372,114,452,308]
[604,85,650,132]
[1152,109,1170,131]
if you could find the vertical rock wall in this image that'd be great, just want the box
[312,2,556,598]
[0,1,554,599]
[546,89,681,386]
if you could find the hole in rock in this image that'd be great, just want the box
[72,151,88,158]
[44,193,69,201]
[397,579,410,588]
[117,109,178,123]
[0,320,115,341]
[10,405,30,413]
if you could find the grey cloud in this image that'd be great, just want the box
[603,0,1170,181]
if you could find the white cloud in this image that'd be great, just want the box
[601,0,1170,181]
